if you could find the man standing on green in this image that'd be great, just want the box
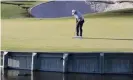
[72,9,85,38]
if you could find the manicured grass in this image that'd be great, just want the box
[1,4,27,18]
[1,17,133,52]
[1,1,46,19]
[1,1,133,52]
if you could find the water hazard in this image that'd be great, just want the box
[1,70,133,80]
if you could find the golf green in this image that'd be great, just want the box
[1,17,133,52]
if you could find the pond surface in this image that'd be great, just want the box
[1,70,133,80]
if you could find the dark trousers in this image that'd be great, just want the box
[76,20,84,36]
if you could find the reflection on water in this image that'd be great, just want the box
[1,70,133,80]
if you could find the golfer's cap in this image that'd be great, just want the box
[72,9,76,15]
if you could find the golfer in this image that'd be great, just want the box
[72,9,85,38]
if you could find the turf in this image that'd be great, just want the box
[1,17,133,52]
[1,4,27,19]
[1,1,133,52]
[1,1,46,19]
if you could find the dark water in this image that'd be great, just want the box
[1,70,133,80]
